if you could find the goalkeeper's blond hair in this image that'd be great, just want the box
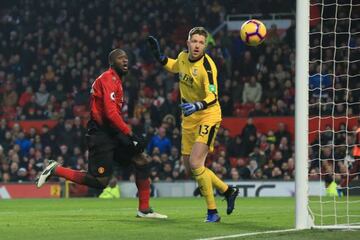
[188,26,208,40]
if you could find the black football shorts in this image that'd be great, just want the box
[87,129,136,177]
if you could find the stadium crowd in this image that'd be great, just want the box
[0,0,358,184]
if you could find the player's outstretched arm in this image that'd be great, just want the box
[147,36,167,64]
[147,36,179,73]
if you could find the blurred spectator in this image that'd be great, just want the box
[274,122,292,146]
[147,127,172,155]
[17,167,28,182]
[40,125,52,145]
[2,81,18,108]
[159,161,173,181]
[284,20,295,48]
[266,24,281,46]
[271,167,283,179]
[236,158,251,179]
[241,117,257,140]
[309,66,332,97]
[247,159,258,176]
[228,135,247,158]
[0,119,8,141]
[73,117,87,151]
[9,162,19,182]
[170,128,181,152]
[230,168,240,181]
[35,83,50,107]
[18,86,34,107]
[242,76,262,104]
[52,84,67,103]
[57,120,76,148]
[220,91,233,117]
[59,145,71,167]
[248,146,266,168]
[238,51,256,77]
[2,172,11,183]
[248,103,267,117]
[15,131,32,157]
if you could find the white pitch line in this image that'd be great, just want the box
[195,228,299,240]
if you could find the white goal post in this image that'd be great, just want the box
[296,0,360,230]
[295,0,312,230]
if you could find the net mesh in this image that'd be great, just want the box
[308,0,360,228]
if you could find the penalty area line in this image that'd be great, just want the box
[195,228,299,240]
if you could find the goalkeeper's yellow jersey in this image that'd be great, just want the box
[164,51,221,122]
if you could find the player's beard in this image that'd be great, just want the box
[114,66,128,77]
[190,49,204,61]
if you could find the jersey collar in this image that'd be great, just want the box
[188,54,204,63]
[109,68,122,82]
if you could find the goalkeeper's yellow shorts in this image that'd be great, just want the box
[181,119,221,155]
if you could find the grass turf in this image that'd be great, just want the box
[0,197,359,240]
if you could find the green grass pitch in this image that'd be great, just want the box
[0,197,359,240]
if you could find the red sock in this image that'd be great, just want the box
[54,166,87,184]
[136,178,150,211]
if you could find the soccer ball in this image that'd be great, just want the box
[240,19,267,46]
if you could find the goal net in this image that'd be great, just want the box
[307,0,360,229]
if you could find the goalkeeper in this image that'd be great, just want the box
[36,49,167,219]
[147,27,239,222]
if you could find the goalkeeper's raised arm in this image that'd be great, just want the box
[147,30,220,118]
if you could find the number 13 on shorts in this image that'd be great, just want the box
[196,122,221,152]
[181,121,221,155]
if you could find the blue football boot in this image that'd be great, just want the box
[204,213,221,223]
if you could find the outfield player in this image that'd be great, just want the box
[147,27,239,222]
[36,49,167,219]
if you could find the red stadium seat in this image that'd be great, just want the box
[2,106,17,120]
[234,103,255,117]
[230,157,238,168]
[73,105,87,117]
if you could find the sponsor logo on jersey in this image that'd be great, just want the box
[110,92,116,101]
[209,84,216,93]
[180,73,194,88]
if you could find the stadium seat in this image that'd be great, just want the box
[229,157,238,168]
[2,106,17,120]
[73,105,87,117]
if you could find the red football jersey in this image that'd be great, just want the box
[90,68,130,135]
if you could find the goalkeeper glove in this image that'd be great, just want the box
[179,102,205,117]
[147,36,167,65]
